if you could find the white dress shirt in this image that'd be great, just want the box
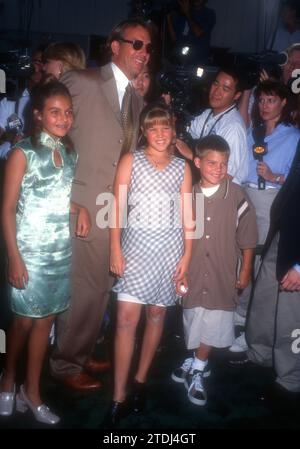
[111,62,131,108]
[189,106,249,185]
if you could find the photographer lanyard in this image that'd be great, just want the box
[199,105,236,139]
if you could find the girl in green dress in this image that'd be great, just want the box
[0,80,90,424]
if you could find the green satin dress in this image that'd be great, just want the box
[10,132,77,318]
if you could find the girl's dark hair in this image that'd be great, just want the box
[30,80,73,151]
[251,79,294,128]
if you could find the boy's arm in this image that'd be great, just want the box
[236,248,255,290]
[235,190,258,291]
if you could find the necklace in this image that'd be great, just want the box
[145,151,172,169]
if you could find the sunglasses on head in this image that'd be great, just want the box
[119,38,153,54]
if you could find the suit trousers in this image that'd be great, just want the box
[236,186,278,318]
[246,234,300,392]
[50,227,113,377]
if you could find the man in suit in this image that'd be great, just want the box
[246,139,300,401]
[50,19,152,390]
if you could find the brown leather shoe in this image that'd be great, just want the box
[60,373,103,391]
[85,358,111,374]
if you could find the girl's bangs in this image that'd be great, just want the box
[144,113,172,129]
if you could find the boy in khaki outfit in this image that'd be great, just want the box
[172,135,257,405]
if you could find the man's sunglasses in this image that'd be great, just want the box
[119,38,153,54]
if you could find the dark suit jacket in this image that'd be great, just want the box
[264,139,300,280]
[61,64,144,240]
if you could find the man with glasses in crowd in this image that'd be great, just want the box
[177,66,248,185]
[50,19,152,391]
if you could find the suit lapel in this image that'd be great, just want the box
[130,90,144,151]
[98,64,144,146]
[100,64,121,125]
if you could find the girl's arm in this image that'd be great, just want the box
[109,153,133,277]
[70,202,91,238]
[2,148,28,289]
[174,162,194,293]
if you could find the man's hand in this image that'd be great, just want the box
[280,268,300,292]
[75,207,91,237]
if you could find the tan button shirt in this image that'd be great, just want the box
[183,179,258,311]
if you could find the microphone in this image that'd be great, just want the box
[6,113,23,137]
[253,144,268,190]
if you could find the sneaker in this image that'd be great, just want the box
[171,357,193,383]
[184,362,211,391]
[186,370,207,406]
[229,332,248,353]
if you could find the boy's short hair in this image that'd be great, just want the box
[194,135,230,159]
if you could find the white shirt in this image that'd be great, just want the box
[270,24,300,53]
[0,141,11,159]
[189,106,249,185]
[201,184,220,197]
[0,88,30,159]
[111,62,131,108]
[0,88,30,131]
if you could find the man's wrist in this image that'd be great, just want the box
[294,264,300,273]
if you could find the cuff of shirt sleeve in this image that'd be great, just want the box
[0,141,11,159]
[293,264,300,273]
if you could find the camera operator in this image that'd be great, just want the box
[167,0,216,65]
[270,0,300,53]
[229,79,300,355]
[0,48,43,159]
[238,44,300,128]
[176,66,248,185]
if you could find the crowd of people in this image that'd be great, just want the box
[0,9,300,429]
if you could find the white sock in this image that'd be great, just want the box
[192,357,208,372]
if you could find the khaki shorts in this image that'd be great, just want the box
[183,306,235,349]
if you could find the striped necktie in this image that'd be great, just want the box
[120,82,134,157]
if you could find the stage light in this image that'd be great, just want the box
[196,67,204,77]
[181,46,190,56]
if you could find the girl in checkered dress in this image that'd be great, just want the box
[109,102,193,419]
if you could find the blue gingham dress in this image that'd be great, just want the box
[113,150,185,306]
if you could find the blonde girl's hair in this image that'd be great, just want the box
[43,42,86,75]
[140,102,174,130]
[137,102,174,148]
